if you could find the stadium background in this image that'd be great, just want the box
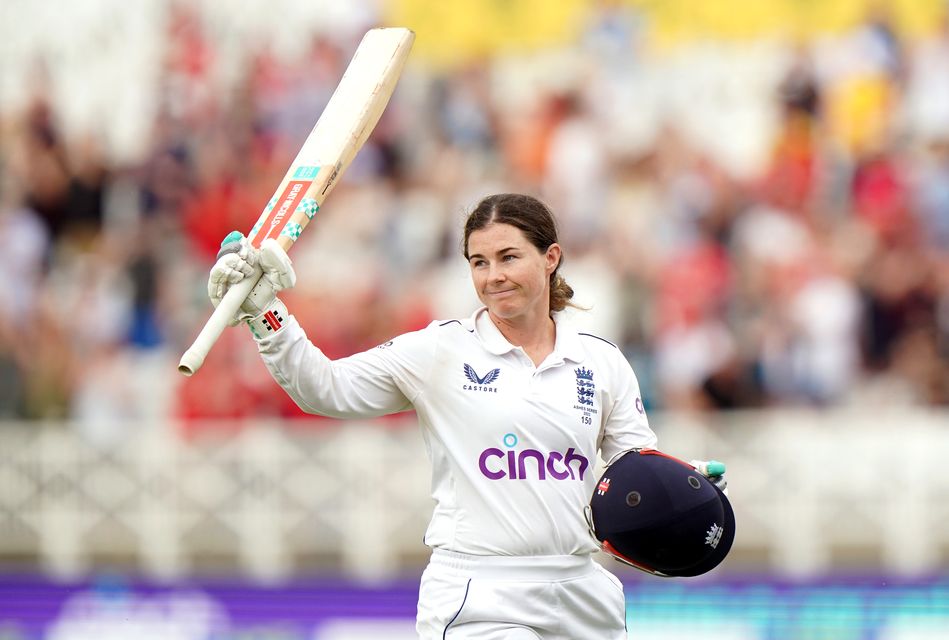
[1,0,948,637]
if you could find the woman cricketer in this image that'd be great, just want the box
[209,193,661,638]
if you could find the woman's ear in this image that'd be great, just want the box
[546,243,562,275]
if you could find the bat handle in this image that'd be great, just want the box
[691,459,726,477]
[177,267,262,376]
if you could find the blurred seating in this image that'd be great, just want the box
[0,1,947,426]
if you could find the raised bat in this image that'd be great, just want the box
[178,27,415,376]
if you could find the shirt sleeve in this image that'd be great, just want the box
[254,316,435,418]
[597,351,658,464]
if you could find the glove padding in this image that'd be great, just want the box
[208,232,297,326]
[690,459,728,495]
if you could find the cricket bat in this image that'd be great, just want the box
[178,27,415,376]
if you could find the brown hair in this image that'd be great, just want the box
[463,193,577,313]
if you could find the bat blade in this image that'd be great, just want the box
[178,27,414,376]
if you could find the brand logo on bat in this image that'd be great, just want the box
[478,433,589,481]
[272,182,305,227]
[293,165,320,180]
[253,179,313,246]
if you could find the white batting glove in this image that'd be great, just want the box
[208,231,297,328]
[691,459,728,495]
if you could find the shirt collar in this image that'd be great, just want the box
[470,307,586,363]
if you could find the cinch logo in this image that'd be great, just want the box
[478,433,589,481]
[463,364,500,392]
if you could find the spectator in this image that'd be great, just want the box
[1,2,948,425]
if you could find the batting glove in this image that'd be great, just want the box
[691,459,728,495]
[208,231,297,329]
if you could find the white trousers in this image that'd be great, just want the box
[416,549,627,639]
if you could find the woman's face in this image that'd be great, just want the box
[466,222,561,323]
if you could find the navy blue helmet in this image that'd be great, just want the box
[586,449,735,577]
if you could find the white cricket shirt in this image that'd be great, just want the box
[257,306,657,557]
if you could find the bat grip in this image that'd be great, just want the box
[177,267,262,376]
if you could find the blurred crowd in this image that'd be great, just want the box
[0,3,947,437]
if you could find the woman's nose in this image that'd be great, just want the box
[488,263,506,281]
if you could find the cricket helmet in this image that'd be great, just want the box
[586,449,735,577]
